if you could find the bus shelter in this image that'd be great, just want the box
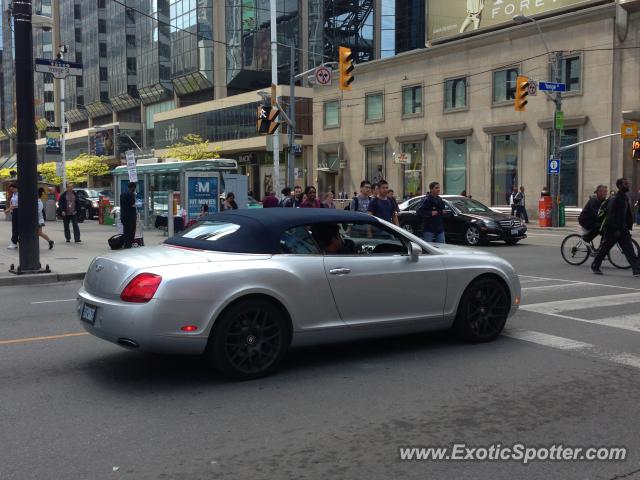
[112,159,241,227]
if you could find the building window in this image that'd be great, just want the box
[100,91,109,103]
[76,95,84,106]
[126,35,136,49]
[492,67,519,104]
[365,92,384,122]
[98,19,107,34]
[365,144,385,184]
[491,134,518,205]
[323,100,340,129]
[99,67,108,81]
[76,75,83,88]
[444,139,467,194]
[444,77,467,111]
[127,57,137,76]
[97,0,105,8]
[74,27,82,43]
[75,52,82,64]
[548,129,579,206]
[402,86,422,117]
[99,43,107,58]
[73,5,81,19]
[561,56,581,92]
[401,142,423,198]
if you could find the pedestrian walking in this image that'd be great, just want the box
[367,180,399,225]
[58,183,81,243]
[120,182,137,248]
[417,181,449,243]
[322,191,336,209]
[6,183,18,249]
[349,181,372,213]
[37,188,54,249]
[279,187,292,207]
[591,178,640,276]
[300,186,322,208]
[282,185,303,208]
[540,186,550,196]
[223,192,239,211]
[262,191,280,208]
[509,185,519,217]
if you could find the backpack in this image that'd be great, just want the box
[344,196,359,211]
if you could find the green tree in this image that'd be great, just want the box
[165,134,220,161]
[37,154,110,185]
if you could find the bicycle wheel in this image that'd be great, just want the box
[561,234,591,266]
[608,238,640,269]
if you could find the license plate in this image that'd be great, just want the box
[81,303,97,325]
[511,229,519,235]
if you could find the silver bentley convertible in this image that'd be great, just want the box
[78,209,521,379]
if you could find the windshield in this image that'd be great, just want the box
[448,197,492,214]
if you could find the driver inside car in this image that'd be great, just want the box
[312,224,355,254]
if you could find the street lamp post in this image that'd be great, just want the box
[514,15,563,227]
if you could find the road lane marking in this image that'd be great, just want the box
[31,299,76,304]
[521,292,640,313]
[518,275,640,292]
[0,332,88,345]
[504,328,640,370]
[522,283,588,291]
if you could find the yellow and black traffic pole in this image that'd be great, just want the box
[11,0,43,274]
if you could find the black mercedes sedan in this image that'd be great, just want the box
[398,195,527,246]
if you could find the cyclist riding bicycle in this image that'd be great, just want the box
[578,184,608,242]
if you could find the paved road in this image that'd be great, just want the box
[2,231,640,479]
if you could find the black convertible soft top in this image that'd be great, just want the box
[164,208,378,254]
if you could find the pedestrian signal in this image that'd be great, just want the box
[256,105,281,135]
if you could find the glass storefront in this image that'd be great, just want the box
[365,144,385,185]
[491,134,518,205]
[401,142,423,199]
[548,129,579,206]
[444,138,466,195]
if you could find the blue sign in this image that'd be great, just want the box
[548,158,561,175]
[188,176,219,220]
[539,82,567,92]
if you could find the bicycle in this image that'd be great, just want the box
[560,233,640,269]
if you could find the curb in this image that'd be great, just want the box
[0,272,85,287]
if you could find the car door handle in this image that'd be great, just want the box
[329,268,351,275]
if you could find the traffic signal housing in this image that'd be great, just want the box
[339,46,354,91]
[256,105,281,135]
[514,75,530,112]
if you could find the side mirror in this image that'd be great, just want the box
[408,241,422,261]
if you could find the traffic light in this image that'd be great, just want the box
[633,138,640,160]
[338,46,354,91]
[256,105,281,135]
[514,75,530,112]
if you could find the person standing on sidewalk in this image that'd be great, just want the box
[120,182,137,249]
[517,186,529,223]
[37,188,54,249]
[58,183,81,243]
[6,183,18,249]
[591,177,640,276]
[417,181,449,243]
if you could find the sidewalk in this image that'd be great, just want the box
[0,216,167,286]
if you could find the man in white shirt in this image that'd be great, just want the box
[460,0,484,33]
[6,184,18,249]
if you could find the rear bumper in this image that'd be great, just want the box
[77,287,209,355]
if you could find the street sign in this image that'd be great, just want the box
[45,127,61,154]
[527,80,538,96]
[548,158,561,175]
[315,66,332,86]
[621,122,638,139]
[125,150,138,183]
[538,82,566,92]
[555,111,564,130]
[34,58,83,79]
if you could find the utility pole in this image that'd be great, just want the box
[550,51,563,228]
[287,43,295,189]
[270,0,280,195]
[12,0,42,273]
[52,0,67,189]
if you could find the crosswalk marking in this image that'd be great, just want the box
[521,292,640,314]
[519,275,640,292]
[504,328,640,370]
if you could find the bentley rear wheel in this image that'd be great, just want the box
[207,299,290,380]
[453,277,510,342]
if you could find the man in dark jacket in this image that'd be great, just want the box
[578,184,608,242]
[417,181,449,243]
[591,178,640,276]
[58,183,81,243]
[120,182,137,248]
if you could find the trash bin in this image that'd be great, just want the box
[558,201,566,227]
[538,196,552,227]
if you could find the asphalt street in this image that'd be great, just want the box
[2,230,640,480]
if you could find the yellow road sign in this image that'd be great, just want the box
[621,122,638,139]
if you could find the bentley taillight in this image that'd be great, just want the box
[120,273,162,303]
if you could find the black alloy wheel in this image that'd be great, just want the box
[207,299,290,380]
[453,277,510,342]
